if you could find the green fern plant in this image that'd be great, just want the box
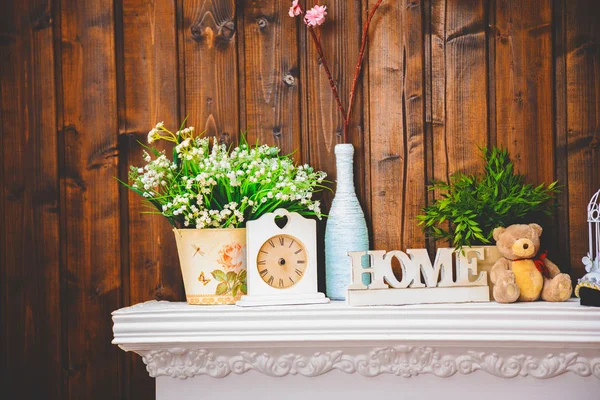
[417,147,559,250]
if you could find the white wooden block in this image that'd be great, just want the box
[347,286,490,306]
[236,293,328,307]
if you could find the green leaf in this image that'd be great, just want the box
[240,284,247,295]
[211,270,227,282]
[416,146,559,250]
[232,284,239,297]
[238,269,247,282]
[226,271,237,282]
[215,282,229,295]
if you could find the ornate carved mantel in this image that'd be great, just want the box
[113,299,600,399]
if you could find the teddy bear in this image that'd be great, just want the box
[490,223,572,303]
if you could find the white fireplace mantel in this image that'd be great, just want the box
[113,299,600,399]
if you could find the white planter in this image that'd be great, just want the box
[173,228,246,305]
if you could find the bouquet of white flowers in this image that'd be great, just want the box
[123,121,328,229]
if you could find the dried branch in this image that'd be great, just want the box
[307,28,348,123]
[345,0,383,143]
[295,1,384,144]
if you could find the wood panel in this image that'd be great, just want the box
[565,0,600,278]
[59,0,123,399]
[553,0,571,270]
[428,0,446,184]
[182,0,239,143]
[436,0,489,177]
[0,0,62,398]
[427,0,489,250]
[494,0,554,183]
[119,0,184,399]
[241,0,301,156]
[426,0,447,248]
[369,0,426,251]
[493,0,560,258]
[0,44,4,397]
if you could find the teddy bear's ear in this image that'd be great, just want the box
[492,226,506,241]
[529,223,543,237]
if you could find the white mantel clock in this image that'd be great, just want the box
[236,208,329,307]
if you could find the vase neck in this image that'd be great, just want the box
[335,144,356,194]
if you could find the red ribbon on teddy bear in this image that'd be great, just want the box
[517,249,549,278]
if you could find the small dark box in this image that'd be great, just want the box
[579,287,600,307]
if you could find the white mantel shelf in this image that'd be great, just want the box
[112,299,600,400]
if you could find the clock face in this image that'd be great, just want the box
[256,234,308,289]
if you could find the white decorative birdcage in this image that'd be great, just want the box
[575,189,600,296]
[585,190,600,270]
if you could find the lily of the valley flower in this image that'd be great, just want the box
[147,129,160,144]
[127,121,328,229]
[147,121,178,144]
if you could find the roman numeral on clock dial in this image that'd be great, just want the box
[256,234,308,289]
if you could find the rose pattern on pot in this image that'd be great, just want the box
[217,243,245,271]
[210,242,247,297]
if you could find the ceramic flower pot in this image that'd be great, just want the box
[463,245,501,299]
[173,228,247,305]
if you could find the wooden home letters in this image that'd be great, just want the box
[346,248,489,306]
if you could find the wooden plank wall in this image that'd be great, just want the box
[1,0,599,398]
[1,0,62,398]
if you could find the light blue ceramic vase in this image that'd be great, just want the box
[325,143,369,300]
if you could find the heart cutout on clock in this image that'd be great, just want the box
[274,215,289,229]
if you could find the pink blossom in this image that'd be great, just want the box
[304,5,327,27]
[288,0,302,17]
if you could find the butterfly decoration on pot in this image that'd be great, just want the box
[198,272,211,286]
[582,252,600,273]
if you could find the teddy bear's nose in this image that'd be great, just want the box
[523,243,529,249]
